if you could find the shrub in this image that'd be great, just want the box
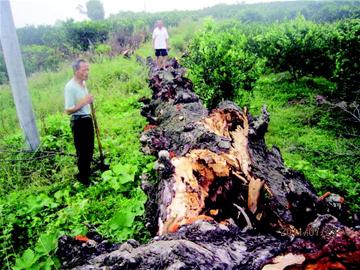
[95,44,112,55]
[255,16,336,80]
[17,25,53,46]
[63,21,109,51]
[21,45,63,76]
[183,19,264,108]
[332,19,360,101]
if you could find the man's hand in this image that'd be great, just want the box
[83,94,94,105]
[65,94,93,115]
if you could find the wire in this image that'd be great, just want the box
[0,149,76,163]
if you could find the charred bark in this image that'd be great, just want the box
[57,216,359,269]
[58,59,360,270]
[140,59,344,236]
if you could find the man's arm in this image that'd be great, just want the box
[65,90,94,114]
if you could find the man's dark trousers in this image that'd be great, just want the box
[71,115,94,185]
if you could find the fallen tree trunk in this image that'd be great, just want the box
[140,58,347,236]
[57,215,360,269]
[58,58,360,270]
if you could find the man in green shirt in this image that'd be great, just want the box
[64,59,94,186]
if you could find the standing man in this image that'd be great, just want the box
[152,20,169,69]
[65,59,94,186]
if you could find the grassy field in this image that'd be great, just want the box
[0,55,155,269]
[235,74,359,214]
[0,21,203,268]
[0,19,358,269]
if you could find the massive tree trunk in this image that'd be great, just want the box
[57,59,360,270]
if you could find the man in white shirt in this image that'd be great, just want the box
[152,20,169,69]
[64,59,94,186]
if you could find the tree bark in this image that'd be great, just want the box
[58,58,360,270]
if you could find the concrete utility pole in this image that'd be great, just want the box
[0,0,40,150]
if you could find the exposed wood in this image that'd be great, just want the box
[58,59,360,269]
[140,59,338,236]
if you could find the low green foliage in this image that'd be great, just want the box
[253,16,360,101]
[94,43,111,55]
[0,6,359,269]
[183,19,264,108]
[333,19,360,100]
[0,56,154,269]
[63,20,109,51]
[255,16,336,80]
[236,74,360,215]
[22,45,64,76]
[169,19,202,54]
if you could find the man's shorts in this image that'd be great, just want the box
[155,49,168,57]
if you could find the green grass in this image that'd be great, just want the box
[1,18,359,269]
[236,73,360,214]
[0,24,198,267]
[168,19,203,56]
[0,55,155,269]
[0,65,72,140]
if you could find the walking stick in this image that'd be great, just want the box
[90,103,110,171]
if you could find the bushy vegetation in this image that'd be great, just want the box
[1,0,359,85]
[22,45,64,75]
[236,75,360,215]
[184,16,359,103]
[168,19,202,54]
[0,1,359,269]
[332,19,360,101]
[182,16,360,219]
[0,57,155,269]
[0,18,149,84]
[255,16,336,80]
[63,21,109,51]
[183,19,264,108]
[254,17,360,101]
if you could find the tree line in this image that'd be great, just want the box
[0,0,359,85]
[184,16,359,107]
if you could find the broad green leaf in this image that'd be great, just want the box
[35,233,58,255]
[14,249,38,269]
[109,210,136,230]
[101,170,113,181]
[109,177,120,191]
[22,249,36,265]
